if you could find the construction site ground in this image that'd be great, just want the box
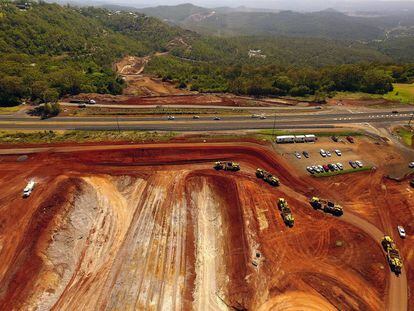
[0,139,412,310]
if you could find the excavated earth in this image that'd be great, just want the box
[0,142,410,310]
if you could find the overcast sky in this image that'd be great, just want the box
[104,0,414,11]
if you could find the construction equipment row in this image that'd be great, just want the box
[213,162,291,227]
[310,197,343,216]
[214,161,240,171]
[278,198,294,227]
[381,236,403,275]
[256,168,280,186]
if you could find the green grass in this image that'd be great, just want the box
[0,105,22,114]
[394,127,413,146]
[384,83,414,104]
[334,83,414,104]
[314,166,372,177]
[0,130,177,144]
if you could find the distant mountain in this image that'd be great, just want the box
[136,3,414,41]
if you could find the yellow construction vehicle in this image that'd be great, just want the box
[310,197,343,216]
[387,249,403,275]
[214,161,240,171]
[256,168,280,186]
[278,198,294,227]
[381,236,403,275]
[382,235,395,251]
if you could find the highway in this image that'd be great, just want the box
[0,110,412,131]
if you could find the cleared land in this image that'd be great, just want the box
[0,140,411,310]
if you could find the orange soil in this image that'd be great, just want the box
[0,142,409,310]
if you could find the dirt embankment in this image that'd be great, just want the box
[0,142,408,310]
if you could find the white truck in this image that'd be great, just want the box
[23,180,35,198]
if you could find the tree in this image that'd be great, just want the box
[272,76,293,95]
[361,70,393,94]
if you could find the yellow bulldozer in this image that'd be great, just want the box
[381,236,403,275]
[256,168,280,186]
[277,198,294,227]
[214,161,240,171]
[310,197,343,216]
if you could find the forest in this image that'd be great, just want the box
[0,1,414,106]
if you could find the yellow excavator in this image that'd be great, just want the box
[381,236,403,275]
[256,168,280,186]
[214,161,240,171]
[310,197,343,216]
[278,198,294,227]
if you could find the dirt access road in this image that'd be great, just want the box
[0,141,409,310]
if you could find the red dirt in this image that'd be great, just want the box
[0,141,409,310]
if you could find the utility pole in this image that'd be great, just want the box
[272,111,277,140]
[116,116,120,133]
[408,112,414,128]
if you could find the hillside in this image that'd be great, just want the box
[139,3,414,43]
[0,1,187,106]
[0,1,413,106]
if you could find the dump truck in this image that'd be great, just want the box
[381,236,403,275]
[278,198,294,227]
[387,248,403,275]
[256,168,280,186]
[214,161,240,171]
[23,180,35,198]
[310,197,343,216]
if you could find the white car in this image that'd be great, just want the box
[167,116,175,120]
[355,161,363,168]
[398,226,406,238]
[214,117,221,120]
[409,162,414,168]
[317,165,324,172]
[193,115,200,119]
[295,152,302,159]
[23,180,35,198]
[337,163,344,170]
[335,149,342,156]
[260,115,266,119]
[320,149,326,157]
[326,151,332,157]
[306,166,314,174]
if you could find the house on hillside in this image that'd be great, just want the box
[248,49,266,59]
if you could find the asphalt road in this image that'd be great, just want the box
[0,110,412,131]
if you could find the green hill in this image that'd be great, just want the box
[0,1,413,106]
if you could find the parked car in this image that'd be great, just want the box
[167,115,175,120]
[214,117,221,120]
[346,136,355,143]
[312,165,319,173]
[331,136,339,142]
[320,149,327,157]
[323,165,330,172]
[251,114,260,118]
[295,152,302,159]
[306,166,314,174]
[193,115,200,119]
[317,165,324,172]
[326,151,332,157]
[337,163,344,170]
[398,226,406,238]
[335,149,342,156]
[332,164,339,171]
[409,162,414,168]
[355,160,363,168]
[328,164,335,171]
[303,151,310,158]
[392,110,399,114]
[349,161,357,168]
[260,115,266,119]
